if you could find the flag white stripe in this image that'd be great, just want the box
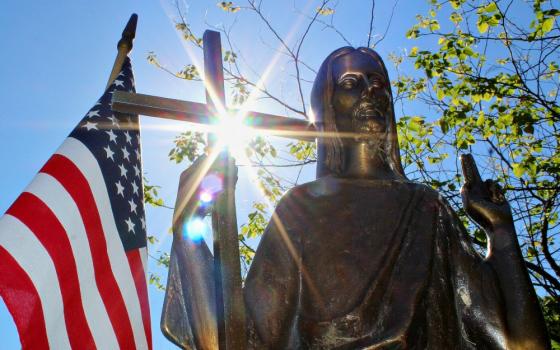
[140,247,148,276]
[0,215,72,350]
[26,173,120,350]
[57,137,149,350]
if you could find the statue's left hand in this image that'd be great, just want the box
[460,154,513,231]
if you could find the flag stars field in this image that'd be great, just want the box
[125,218,135,234]
[86,110,100,118]
[129,199,137,213]
[82,121,98,131]
[122,146,130,161]
[106,130,118,143]
[140,217,146,231]
[116,181,125,197]
[108,115,120,127]
[119,164,128,178]
[132,181,139,195]
[104,145,115,161]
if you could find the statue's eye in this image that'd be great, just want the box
[370,78,383,89]
[339,76,358,90]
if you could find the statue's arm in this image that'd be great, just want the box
[243,199,300,348]
[460,154,550,349]
[161,155,219,350]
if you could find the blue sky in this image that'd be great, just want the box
[0,1,429,348]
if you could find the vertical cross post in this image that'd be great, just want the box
[202,30,247,350]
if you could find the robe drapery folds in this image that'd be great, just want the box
[244,177,507,349]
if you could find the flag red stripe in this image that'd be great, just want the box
[127,250,153,350]
[7,193,96,349]
[0,246,50,350]
[41,155,136,350]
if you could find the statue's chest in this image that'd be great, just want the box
[293,182,421,319]
[300,182,413,262]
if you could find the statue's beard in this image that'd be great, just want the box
[348,99,390,162]
[351,100,388,139]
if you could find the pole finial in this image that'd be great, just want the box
[118,13,138,53]
[106,14,138,89]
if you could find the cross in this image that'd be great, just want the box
[111,91,315,141]
[110,17,316,350]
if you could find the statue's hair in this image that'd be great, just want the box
[310,46,406,178]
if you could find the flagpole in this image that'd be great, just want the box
[106,14,138,90]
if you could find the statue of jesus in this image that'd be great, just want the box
[161,47,550,349]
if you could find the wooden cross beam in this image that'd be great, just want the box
[111,91,316,142]
[111,30,315,350]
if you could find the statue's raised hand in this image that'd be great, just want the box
[172,151,237,236]
[460,154,513,231]
[173,155,207,235]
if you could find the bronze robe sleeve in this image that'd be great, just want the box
[432,196,508,349]
[244,191,303,349]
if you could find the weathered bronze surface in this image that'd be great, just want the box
[166,46,551,349]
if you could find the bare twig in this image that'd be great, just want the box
[367,0,375,47]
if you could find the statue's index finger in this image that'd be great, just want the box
[460,153,483,186]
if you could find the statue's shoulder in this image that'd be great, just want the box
[273,180,319,206]
[270,177,343,212]
[407,180,443,198]
[282,177,443,200]
[276,177,449,209]
[370,179,450,211]
[278,176,347,201]
[405,181,461,219]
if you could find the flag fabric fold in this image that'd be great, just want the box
[0,57,152,350]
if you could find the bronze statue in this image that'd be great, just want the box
[162,47,550,349]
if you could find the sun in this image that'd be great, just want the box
[212,111,255,161]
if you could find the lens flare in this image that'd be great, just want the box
[214,113,254,159]
[184,218,207,242]
[201,173,223,195]
[199,191,213,203]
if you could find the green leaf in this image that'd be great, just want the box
[224,51,238,63]
[476,112,485,127]
[542,17,555,34]
[430,20,441,31]
[436,88,445,100]
[146,52,160,67]
[483,2,497,13]
[513,163,525,178]
[217,1,240,13]
[477,18,489,33]
[317,7,335,15]
[406,28,419,39]
[450,12,463,25]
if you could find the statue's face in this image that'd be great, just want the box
[331,51,391,139]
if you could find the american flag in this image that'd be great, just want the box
[0,58,152,349]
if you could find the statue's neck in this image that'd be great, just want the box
[341,142,398,180]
